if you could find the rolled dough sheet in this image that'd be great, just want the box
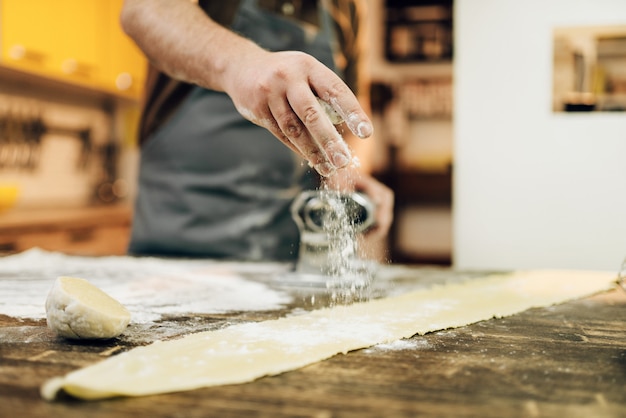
[41,269,617,401]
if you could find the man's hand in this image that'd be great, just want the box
[121,0,373,177]
[220,49,373,177]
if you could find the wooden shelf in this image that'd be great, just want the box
[376,168,452,206]
[375,142,453,265]
[384,0,453,63]
[0,64,140,106]
[0,204,132,256]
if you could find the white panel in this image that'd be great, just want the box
[454,0,626,270]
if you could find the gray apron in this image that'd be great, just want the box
[129,0,339,261]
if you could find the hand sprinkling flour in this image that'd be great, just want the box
[119,0,393,262]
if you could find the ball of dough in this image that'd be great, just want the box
[45,276,131,339]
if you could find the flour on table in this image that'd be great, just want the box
[364,339,431,353]
[0,248,292,322]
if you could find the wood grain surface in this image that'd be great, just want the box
[1,276,625,417]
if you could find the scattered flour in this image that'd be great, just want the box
[0,248,293,323]
[364,338,431,353]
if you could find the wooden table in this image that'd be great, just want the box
[1,266,625,418]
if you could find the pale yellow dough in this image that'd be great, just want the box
[41,270,616,401]
[45,276,131,340]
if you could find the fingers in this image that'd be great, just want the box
[264,98,330,176]
[308,65,374,139]
[288,86,353,175]
[264,54,370,176]
[254,104,308,161]
[229,51,372,177]
[265,89,352,177]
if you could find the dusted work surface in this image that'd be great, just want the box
[1,251,625,417]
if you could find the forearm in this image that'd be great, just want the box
[120,0,261,92]
[121,0,373,178]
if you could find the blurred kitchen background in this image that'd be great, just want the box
[1,0,625,271]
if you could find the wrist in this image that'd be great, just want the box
[204,29,266,94]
